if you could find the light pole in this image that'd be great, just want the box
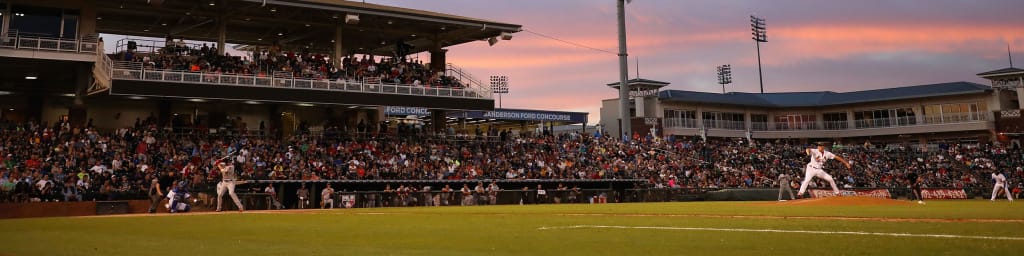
[490,75,509,108]
[751,15,767,94]
[717,64,732,94]
[617,0,631,139]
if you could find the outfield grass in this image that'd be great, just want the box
[1,200,1022,256]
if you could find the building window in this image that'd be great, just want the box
[822,112,848,130]
[9,5,79,39]
[924,102,986,124]
[750,114,768,131]
[853,107,916,128]
[663,109,697,128]
[774,114,816,130]
[703,111,744,130]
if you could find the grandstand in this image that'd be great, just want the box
[600,67,1024,144]
[0,0,521,134]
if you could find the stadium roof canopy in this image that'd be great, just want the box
[659,81,991,108]
[977,67,1024,78]
[96,0,522,55]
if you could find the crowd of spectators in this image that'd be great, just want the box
[1,118,1021,203]
[114,39,466,88]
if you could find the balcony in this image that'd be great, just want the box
[821,121,848,130]
[110,62,492,100]
[924,112,986,125]
[751,122,768,131]
[854,116,917,129]
[662,112,991,138]
[0,30,98,62]
[774,122,818,131]
[663,118,698,128]
[106,61,495,110]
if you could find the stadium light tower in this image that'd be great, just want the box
[751,15,767,94]
[717,64,732,94]
[617,0,632,139]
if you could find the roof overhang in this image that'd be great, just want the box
[96,0,522,55]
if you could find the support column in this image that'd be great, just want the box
[815,112,824,130]
[634,97,645,117]
[1017,86,1024,110]
[429,48,447,74]
[847,110,856,130]
[269,104,282,137]
[915,105,925,125]
[69,64,91,128]
[334,24,344,66]
[157,101,172,128]
[1,2,10,39]
[217,17,227,55]
[744,112,752,131]
[432,110,446,135]
[78,1,97,37]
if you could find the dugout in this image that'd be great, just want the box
[380,107,589,137]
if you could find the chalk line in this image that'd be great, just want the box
[537,225,1024,241]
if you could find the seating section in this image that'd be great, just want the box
[1,119,1020,203]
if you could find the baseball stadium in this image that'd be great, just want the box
[0,0,1022,255]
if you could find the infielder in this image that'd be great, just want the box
[797,143,851,198]
[778,173,794,201]
[991,171,1014,201]
[215,161,245,212]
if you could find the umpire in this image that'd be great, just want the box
[906,171,924,203]
[778,173,795,201]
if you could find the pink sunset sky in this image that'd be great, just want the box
[371,0,1024,124]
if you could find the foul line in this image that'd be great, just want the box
[537,225,1024,241]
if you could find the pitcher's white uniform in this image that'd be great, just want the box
[798,149,841,196]
[216,163,245,211]
[991,173,1014,201]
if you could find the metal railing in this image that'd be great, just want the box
[664,118,698,128]
[111,62,493,99]
[854,116,918,129]
[89,41,114,95]
[923,112,987,125]
[446,63,491,98]
[774,122,818,131]
[669,112,989,133]
[821,120,849,130]
[0,30,97,54]
[703,120,746,130]
[114,38,206,55]
[750,122,768,131]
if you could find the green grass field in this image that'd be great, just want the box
[1,200,1022,255]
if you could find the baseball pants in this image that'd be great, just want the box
[798,165,840,196]
[217,181,244,211]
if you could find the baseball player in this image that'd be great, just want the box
[991,171,1014,201]
[321,183,335,209]
[797,143,851,198]
[777,173,794,201]
[297,183,310,209]
[215,161,245,212]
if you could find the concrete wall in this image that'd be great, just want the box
[599,99,619,137]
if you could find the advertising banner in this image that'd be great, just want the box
[920,188,968,199]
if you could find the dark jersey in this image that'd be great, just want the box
[906,172,921,188]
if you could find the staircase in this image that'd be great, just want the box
[446,63,492,98]
[88,42,113,95]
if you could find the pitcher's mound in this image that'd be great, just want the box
[776,196,913,206]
